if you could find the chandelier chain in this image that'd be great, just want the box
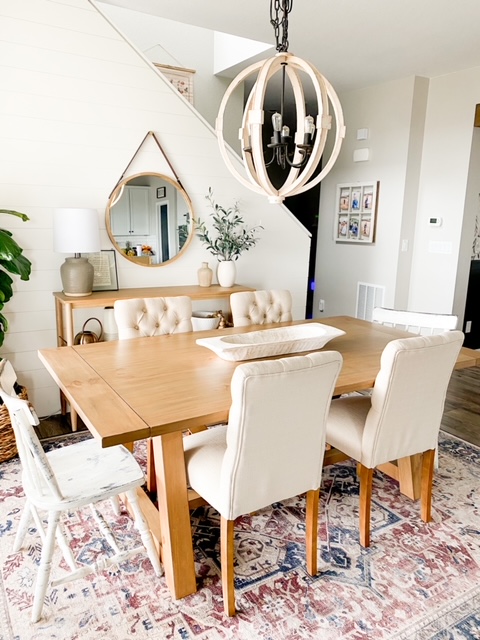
[270,0,293,52]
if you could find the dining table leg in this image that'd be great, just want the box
[397,453,422,500]
[152,432,197,599]
[146,438,157,493]
[377,454,422,500]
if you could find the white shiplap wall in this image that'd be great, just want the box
[0,0,310,417]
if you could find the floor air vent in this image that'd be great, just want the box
[356,282,385,321]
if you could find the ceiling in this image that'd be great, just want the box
[97,0,480,92]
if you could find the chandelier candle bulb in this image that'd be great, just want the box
[272,112,283,132]
[304,115,315,143]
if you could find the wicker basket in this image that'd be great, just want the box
[0,384,28,463]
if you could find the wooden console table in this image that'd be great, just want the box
[53,284,254,346]
[53,284,254,429]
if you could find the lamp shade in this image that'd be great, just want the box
[53,208,100,254]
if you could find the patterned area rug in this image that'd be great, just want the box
[1,432,480,639]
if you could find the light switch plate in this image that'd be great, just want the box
[356,128,369,140]
[353,148,369,162]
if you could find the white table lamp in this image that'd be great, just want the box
[53,208,101,297]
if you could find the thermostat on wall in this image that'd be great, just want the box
[429,217,442,227]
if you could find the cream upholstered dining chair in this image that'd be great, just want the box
[0,386,162,623]
[372,307,458,335]
[183,351,343,616]
[370,309,458,466]
[325,330,464,548]
[113,295,193,338]
[230,289,292,327]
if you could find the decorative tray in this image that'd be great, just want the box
[195,323,345,361]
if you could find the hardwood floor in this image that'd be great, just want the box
[441,365,480,447]
[36,413,88,441]
[36,366,480,447]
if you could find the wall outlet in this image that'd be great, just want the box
[319,299,325,312]
[465,320,472,333]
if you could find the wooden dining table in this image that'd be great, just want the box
[38,316,480,601]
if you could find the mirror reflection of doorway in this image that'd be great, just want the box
[158,201,170,262]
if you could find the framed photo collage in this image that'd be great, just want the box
[335,181,379,243]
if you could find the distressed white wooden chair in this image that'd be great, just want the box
[372,307,458,335]
[325,331,464,548]
[0,358,28,463]
[230,289,292,327]
[183,351,343,615]
[0,358,18,396]
[0,387,162,623]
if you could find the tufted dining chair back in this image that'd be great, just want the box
[230,289,292,327]
[114,295,193,339]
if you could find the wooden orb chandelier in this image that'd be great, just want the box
[216,0,346,204]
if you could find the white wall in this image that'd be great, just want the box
[394,76,429,308]
[410,66,480,319]
[96,2,244,153]
[0,0,310,417]
[314,76,418,318]
[315,68,480,326]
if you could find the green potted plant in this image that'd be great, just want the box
[196,188,262,287]
[0,210,32,347]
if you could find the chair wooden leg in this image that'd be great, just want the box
[420,449,435,522]
[126,489,163,577]
[359,465,374,548]
[305,489,319,576]
[110,495,121,516]
[13,501,32,552]
[220,517,235,616]
[32,511,60,623]
[54,521,77,572]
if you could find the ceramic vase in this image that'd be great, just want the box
[103,307,119,341]
[217,260,236,287]
[197,262,213,287]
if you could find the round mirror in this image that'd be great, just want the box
[106,173,194,266]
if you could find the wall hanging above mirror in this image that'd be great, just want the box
[154,64,195,105]
[106,131,194,267]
